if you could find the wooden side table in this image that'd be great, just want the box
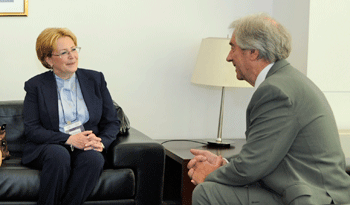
[156,139,246,205]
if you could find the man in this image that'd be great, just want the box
[187,13,350,205]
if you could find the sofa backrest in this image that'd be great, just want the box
[0,101,25,157]
[0,100,127,158]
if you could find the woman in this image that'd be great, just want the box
[22,28,120,205]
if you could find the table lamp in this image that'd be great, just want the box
[191,37,251,147]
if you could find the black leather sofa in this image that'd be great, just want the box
[0,100,165,205]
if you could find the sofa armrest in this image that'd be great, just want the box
[108,127,165,205]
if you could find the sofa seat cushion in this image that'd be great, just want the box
[0,158,39,201]
[88,169,135,200]
[0,158,135,201]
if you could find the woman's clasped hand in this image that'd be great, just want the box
[66,131,104,152]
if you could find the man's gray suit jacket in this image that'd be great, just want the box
[205,60,350,204]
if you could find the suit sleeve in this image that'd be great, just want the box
[205,84,298,186]
[23,80,70,145]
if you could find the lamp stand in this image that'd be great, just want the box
[207,87,232,148]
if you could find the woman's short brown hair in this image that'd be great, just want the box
[36,28,78,69]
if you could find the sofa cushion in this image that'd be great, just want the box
[88,169,135,200]
[0,158,135,201]
[0,158,39,201]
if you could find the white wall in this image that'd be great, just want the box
[273,0,350,131]
[273,0,310,75]
[1,0,348,140]
[0,0,273,139]
[307,0,350,130]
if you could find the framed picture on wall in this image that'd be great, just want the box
[0,0,28,16]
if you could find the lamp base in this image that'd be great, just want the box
[207,140,231,148]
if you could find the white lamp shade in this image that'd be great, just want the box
[191,38,251,88]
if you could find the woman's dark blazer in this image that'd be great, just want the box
[22,68,120,165]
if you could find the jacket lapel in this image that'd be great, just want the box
[41,69,97,131]
[76,69,97,122]
[41,71,60,131]
[245,59,291,138]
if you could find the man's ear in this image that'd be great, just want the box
[249,49,260,61]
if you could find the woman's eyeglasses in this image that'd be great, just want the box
[52,47,81,59]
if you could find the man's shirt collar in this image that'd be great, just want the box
[254,63,274,89]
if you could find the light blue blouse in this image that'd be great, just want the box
[55,73,89,133]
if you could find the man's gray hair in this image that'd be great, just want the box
[230,13,292,62]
